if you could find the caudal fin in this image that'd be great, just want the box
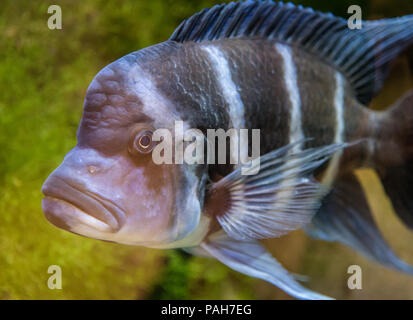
[375,89,413,229]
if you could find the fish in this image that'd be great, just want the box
[41,1,413,299]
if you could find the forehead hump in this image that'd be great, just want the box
[82,58,152,130]
[83,51,181,129]
[85,59,140,112]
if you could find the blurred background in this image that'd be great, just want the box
[1,0,413,299]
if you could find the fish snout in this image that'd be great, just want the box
[41,174,126,234]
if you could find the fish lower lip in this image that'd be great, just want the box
[41,177,123,232]
[42,197,114,233]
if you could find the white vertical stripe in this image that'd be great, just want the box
[202,45,246,165]
[321,72,345,186]
[274,43,304,210]
[123,60,182,128]
[334,72,345,143]
[275,43,304,147]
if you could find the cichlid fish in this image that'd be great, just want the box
[41,1,413,299]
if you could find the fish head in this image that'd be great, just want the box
[41,52,207,247]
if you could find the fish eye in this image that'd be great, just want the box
[139,134,152,149]
[129,129,155,155]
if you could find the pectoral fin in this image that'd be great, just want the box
[200,231,332,300]
[207,141,346,240]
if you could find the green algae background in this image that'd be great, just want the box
[1,0,413,300]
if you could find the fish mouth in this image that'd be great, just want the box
[41,176,125,233]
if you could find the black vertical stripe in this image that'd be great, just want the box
[292,48,337,150]
[211,38,293,156]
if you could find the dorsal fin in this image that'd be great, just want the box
[170,1,413,105]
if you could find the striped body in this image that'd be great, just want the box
[107,38,375,247]
[131,39,371,186]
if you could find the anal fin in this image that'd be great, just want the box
[305,173,413,275]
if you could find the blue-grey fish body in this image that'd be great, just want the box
[41,1,413,299]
